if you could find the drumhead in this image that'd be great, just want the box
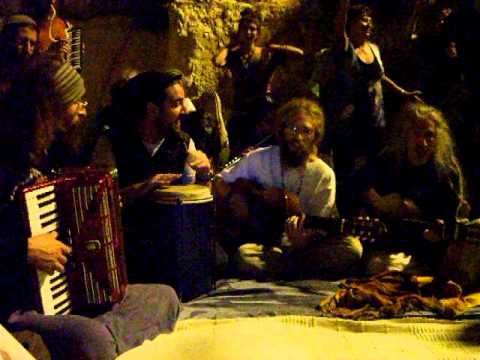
[153,184,213,204]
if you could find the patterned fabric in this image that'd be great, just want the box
[317,271,475,320]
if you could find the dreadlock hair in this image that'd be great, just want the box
[0,55,64,172]
[383,101,465,199]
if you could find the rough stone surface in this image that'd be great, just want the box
[1,0,421,120]
[167,0,303,110]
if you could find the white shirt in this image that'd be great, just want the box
[219,146,336,218]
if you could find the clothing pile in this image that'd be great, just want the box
[317,271,470,320]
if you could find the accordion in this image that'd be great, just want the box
[66,26,83,72]
[20,169,127,315]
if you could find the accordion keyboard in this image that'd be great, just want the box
[24,185,73,315]
[68,28,83,72]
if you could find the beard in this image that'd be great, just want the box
[280,140,313,168]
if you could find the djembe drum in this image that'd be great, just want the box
[151,184,215,301]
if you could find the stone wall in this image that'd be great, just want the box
[75,15,170,113]
[166,0,305,112]
[72,0,311,116]
[1,0,424,116]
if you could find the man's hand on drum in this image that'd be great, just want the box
[149,173,182,190]
[187,150,212,176]
[27,231,72,274]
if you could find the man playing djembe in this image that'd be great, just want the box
[91,69,212,284]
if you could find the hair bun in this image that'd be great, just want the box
[239,7,261,26]
[240,8,254,18]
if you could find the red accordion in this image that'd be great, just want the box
[20,169,128,315]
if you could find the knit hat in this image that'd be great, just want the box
[52,62,85,105]
[4,14,37,28]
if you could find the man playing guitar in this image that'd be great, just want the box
[215,98,363,279]
[347,101,469,275]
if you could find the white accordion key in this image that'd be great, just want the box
[23,184,73,315]
[37,271,72,315]
[24,185,58,235]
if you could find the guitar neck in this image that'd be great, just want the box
[304,215,388,243]
[304,216,344,233]
[303,215,450,241]
[212,134,274,180]
[390,218,448,240]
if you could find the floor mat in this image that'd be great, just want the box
[180,278,480,320]
[118,315,480,360]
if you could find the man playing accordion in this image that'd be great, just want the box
[0,55,180,360]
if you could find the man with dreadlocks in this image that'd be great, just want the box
[346,101,468,275]
[0,56,180,360]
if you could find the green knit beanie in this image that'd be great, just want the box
[52,62,86,105]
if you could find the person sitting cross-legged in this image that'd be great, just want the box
[215,98,363,280]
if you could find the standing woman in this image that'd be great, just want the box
[214,8,304,157]
[331,0,421,206]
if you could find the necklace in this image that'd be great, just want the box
[281,164,306,196]
[240,47,256,69]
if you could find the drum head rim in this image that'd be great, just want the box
[153,184,213,204]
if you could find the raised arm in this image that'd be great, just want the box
[267,44,304,57]
[383,75,422,101]
[335,0,350,51]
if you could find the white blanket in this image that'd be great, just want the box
[117,316,480,360]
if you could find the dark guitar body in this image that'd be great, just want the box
[215,178,302,254]
[214,178,385,254]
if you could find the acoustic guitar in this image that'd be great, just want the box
[214,178,387,253]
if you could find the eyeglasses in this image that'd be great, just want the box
[73,100,88,109]
[284,125,315,137]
